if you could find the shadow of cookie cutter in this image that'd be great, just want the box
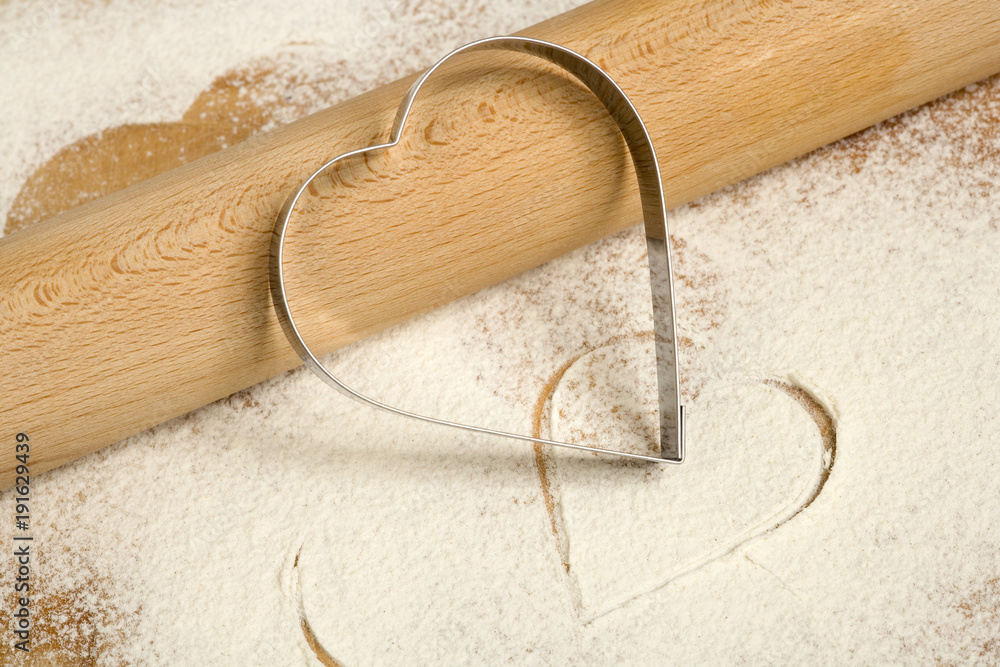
[270,36,685,464]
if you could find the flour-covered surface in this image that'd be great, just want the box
[2,0,1000,664]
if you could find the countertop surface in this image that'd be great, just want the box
[1,1,999,664]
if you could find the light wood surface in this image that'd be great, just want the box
[2,0,999,488]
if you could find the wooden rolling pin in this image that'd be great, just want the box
[2,0,998,488]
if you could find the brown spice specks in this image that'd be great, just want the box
[0,551,139,666]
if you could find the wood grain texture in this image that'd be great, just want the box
[2,0,999,488]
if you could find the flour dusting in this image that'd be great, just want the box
[2,1,1000,664]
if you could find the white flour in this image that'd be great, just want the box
[2,1,999,664]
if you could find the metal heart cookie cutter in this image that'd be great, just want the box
[270,36,685,464]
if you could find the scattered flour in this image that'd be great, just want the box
[2,0,999,664]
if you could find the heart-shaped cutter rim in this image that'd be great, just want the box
[269,35,684,463]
